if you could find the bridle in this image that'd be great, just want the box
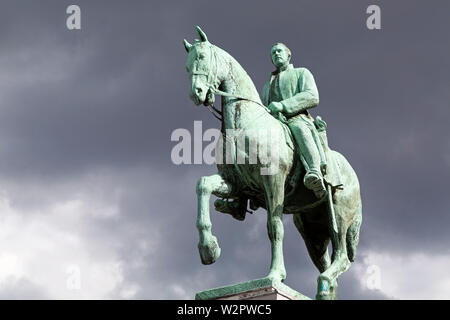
[191,44,275,122]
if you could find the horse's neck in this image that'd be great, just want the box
[217,49,265,130]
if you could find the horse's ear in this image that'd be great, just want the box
[183,39,192,52]
[195,26,208,42]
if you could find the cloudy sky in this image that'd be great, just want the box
[0,0,449,299]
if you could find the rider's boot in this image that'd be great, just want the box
[214,198,247,221]
[304,168,327,199]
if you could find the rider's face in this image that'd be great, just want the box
[271,45,290,68]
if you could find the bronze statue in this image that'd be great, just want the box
[183,26,362,300]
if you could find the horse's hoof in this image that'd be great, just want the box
[198,236,221,265]
[316,275,336,300]
[315,292,332,300]
[266,268,287,283]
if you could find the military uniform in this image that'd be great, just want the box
[262,64,326,197]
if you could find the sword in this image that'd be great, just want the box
[327,184,339,239]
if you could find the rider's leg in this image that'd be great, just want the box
[214,197,247,221]
[288,118,326,198]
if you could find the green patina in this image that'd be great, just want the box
[183,26,362,300]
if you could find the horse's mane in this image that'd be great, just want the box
[211,44,262,104]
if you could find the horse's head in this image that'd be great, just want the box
[183,26,217,106]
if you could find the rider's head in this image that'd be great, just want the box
[270,43,291,69]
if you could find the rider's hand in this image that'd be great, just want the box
[268,102,283,114]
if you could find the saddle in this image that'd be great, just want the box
[215,116,343,220]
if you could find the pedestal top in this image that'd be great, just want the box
[195,277,311,300]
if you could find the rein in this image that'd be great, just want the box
[191,44,289,128]
[210,87,288,125]
[192,45,272,120]
[193,44,284,123]
[210,87,270,113]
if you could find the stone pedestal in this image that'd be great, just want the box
[195,278,311,300]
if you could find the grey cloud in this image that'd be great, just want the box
[0,0,449,299]
[0,277,49,299]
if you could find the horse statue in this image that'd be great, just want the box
[183,26,362,300]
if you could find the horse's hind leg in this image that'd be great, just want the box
[262,173,287,282]
[196,173,233,265]
[316,205,352,300]
[293,214,331,273]
[347,202,362,262]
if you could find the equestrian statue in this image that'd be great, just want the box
[183,26,362,300]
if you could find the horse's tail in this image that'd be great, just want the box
[346,201,362,262]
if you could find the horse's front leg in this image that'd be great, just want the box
[262,173,287,282]
[196,173,232,265]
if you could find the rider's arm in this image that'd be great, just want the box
[280,68,319,117]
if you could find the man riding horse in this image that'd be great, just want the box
[264,43,326,199]
[185,27,362,299]
[215,43,327,217]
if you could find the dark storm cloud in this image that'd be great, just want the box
[0,0,449,299]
